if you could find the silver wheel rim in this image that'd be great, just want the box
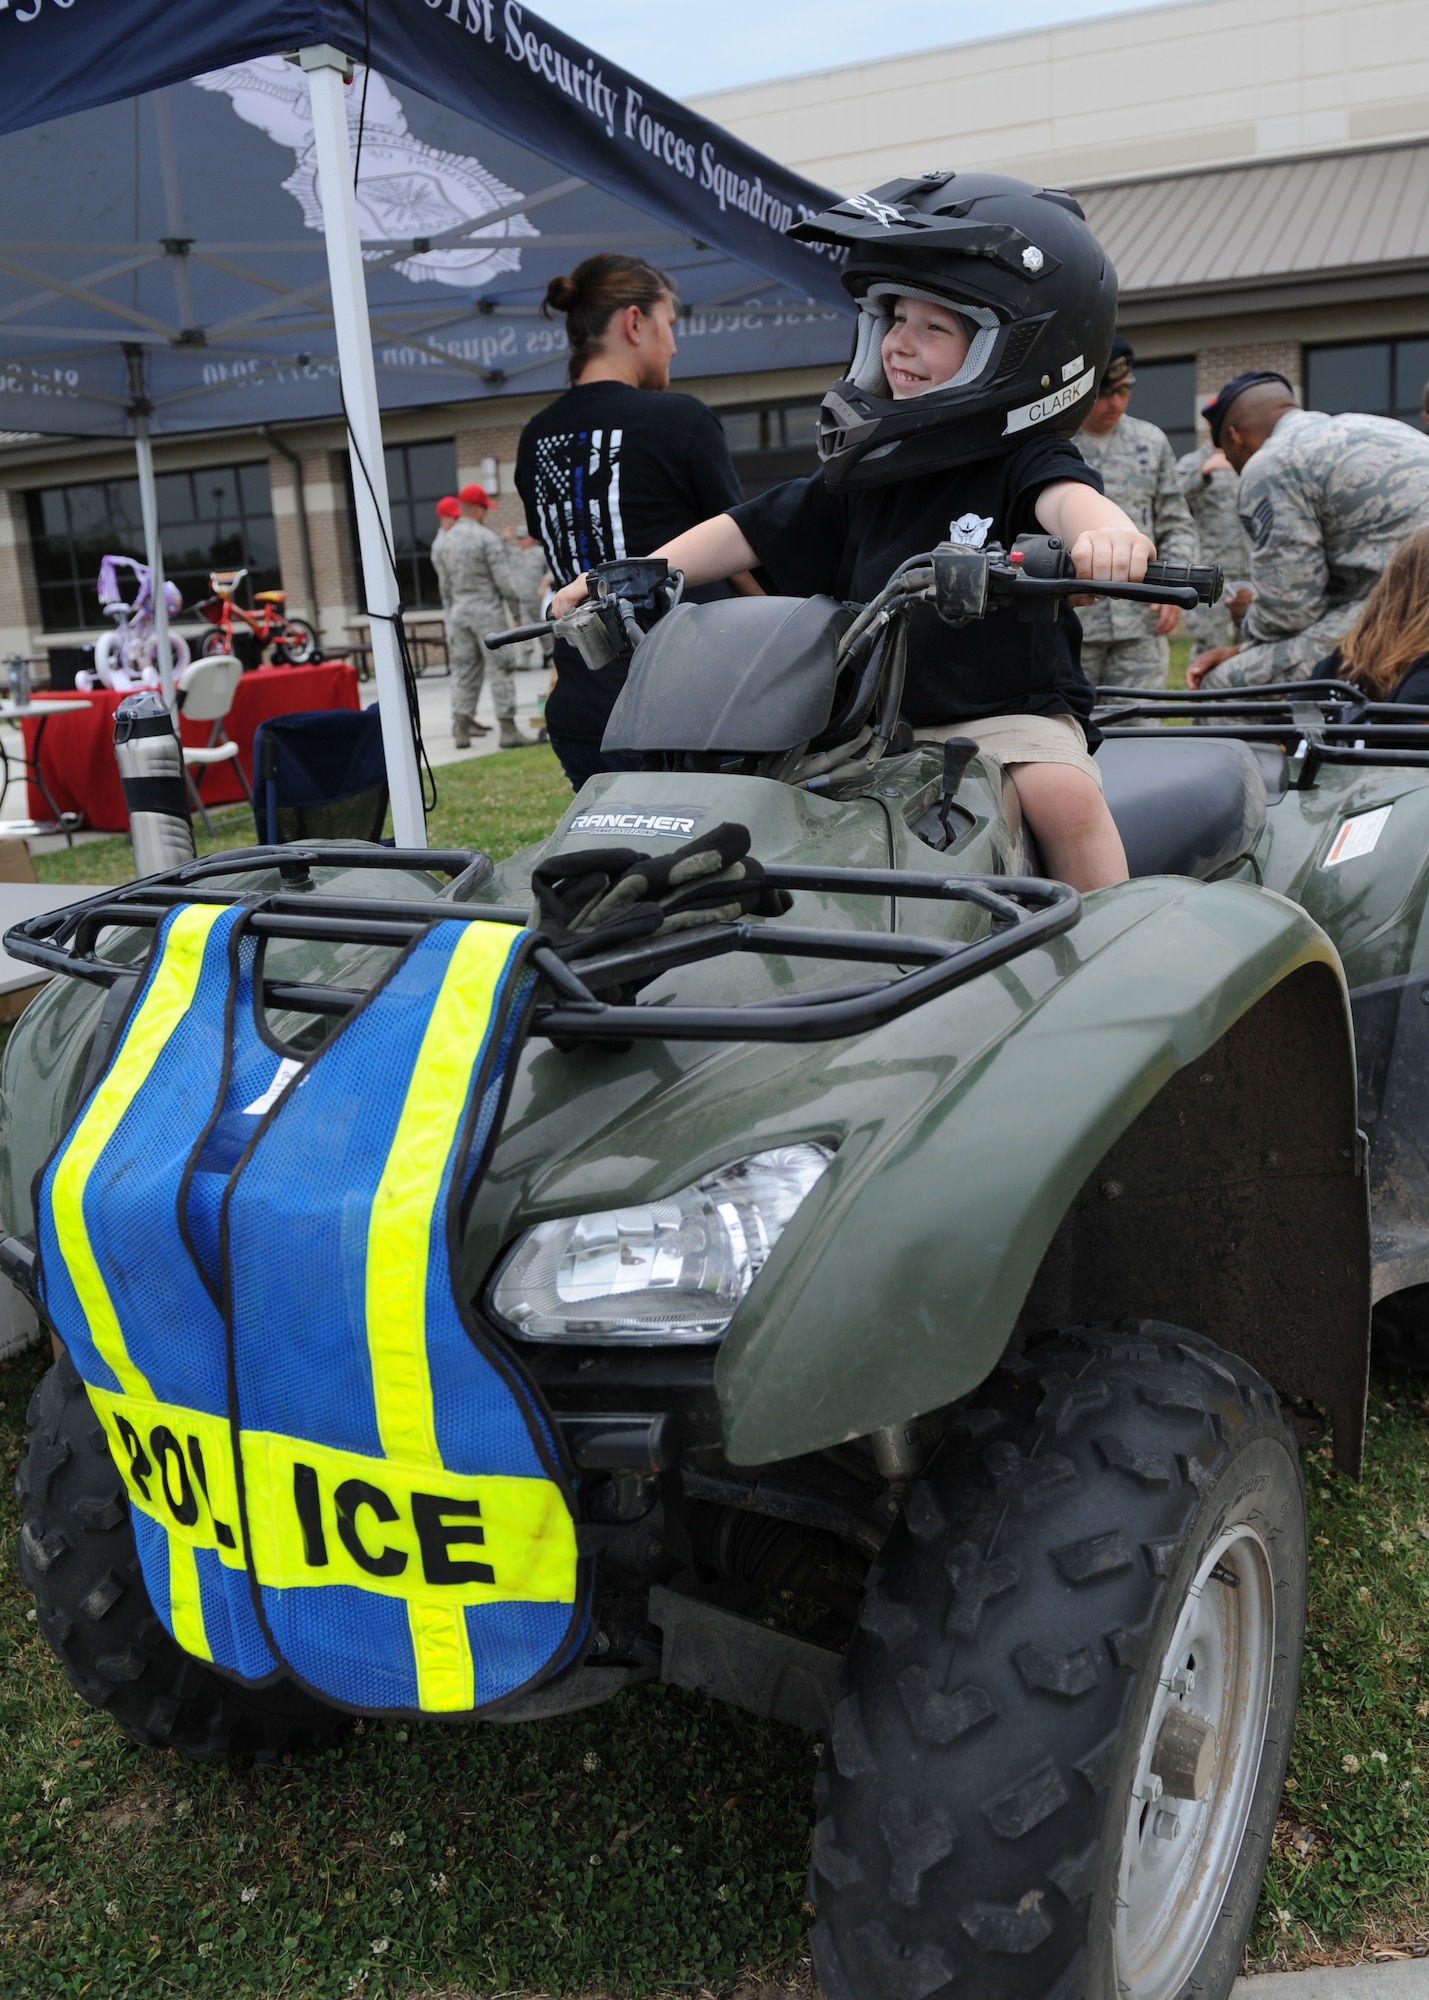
[1113,1524,1275,1999]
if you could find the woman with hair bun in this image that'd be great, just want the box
[515,252,752,787]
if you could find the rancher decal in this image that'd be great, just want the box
[568,803,707,837]
[37,901,586,1717]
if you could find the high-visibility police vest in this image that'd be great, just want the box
[36,901,586,1716]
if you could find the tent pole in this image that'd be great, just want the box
[126,350,176,710]
[299,45,425,850]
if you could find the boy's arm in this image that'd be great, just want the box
[549,514,757,616]
[1034,479,1156,582]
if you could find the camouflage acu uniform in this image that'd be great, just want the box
[1074,413,1200,688]
[503,538,552,669]
[1202,409,1429,688]
[1176,443,1253,649]
[431,517,518,726]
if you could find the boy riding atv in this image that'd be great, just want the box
[554,174,1144,890]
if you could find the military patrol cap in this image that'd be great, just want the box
[435,496,460,520]
[1098,336,1135,395]
[1201,371,1294,446]
[458,482,493,508]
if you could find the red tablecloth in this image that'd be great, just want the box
[23,663,362,832]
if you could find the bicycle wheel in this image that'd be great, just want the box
[200,628,231,658]
[273,618,318,665]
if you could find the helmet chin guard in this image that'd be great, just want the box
[789,171,1118,490]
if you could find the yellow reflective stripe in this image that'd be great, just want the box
[167,1541,212,1662]
[409,1602,475,1713]
[49,904,227,1399]
[91,1383,576,1618]
[364,921,521,1467]
[239,1427,577,1609]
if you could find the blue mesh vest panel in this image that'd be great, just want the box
[36,902,587,1716]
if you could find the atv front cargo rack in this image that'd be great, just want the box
[4,843,1080,1045]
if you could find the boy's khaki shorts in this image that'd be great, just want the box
[913,712,1103,792]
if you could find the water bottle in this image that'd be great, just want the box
[6,656,29,708]
[112,691,195,876]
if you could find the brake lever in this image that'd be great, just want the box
[932,538,1223,626]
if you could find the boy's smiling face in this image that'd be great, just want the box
[880,296,972,399]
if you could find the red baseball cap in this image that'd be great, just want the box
[457,483,492,508]
[435,495,460,519]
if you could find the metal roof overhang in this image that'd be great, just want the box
[1075,139,1429,327]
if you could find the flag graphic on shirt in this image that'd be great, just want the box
[534,429,626,584]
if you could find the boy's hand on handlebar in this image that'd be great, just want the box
[549,575,591,620]
[1068,527,1156,584]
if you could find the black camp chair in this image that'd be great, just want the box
[251,706,388,846]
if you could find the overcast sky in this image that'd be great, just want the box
[529,0,1186,98]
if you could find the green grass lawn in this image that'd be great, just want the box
[5,1342,1429,1993]
[30,747,575,889]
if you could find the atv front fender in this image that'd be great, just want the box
[717,877,1369,1472]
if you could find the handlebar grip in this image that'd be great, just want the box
[484,620,553,650]
[1142,561,1223,606]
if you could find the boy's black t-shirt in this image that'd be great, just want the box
[728,435,1104,738]
[516,381,744,742]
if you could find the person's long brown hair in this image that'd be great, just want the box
[1339,529,1429,696]
[542,253,676,385]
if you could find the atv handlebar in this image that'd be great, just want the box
[485,619,552,650]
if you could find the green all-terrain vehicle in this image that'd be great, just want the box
[9,536,1421,2000]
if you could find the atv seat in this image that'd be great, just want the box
[1098,736,1268,879]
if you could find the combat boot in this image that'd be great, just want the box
[499,718,538,749]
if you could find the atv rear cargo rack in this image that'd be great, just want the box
[4,843,1079,1046]
[1096,680,1429,781]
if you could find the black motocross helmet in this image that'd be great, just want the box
[788,170,1118,489]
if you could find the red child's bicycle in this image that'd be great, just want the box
[198,568,319,664]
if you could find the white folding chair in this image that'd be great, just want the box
[176,654,251,835]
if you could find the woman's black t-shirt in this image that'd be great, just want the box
[729,435,1104,736]
[1315,647,1429,704]
[516,380,744,742]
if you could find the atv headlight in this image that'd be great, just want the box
[488,1142,834,1345]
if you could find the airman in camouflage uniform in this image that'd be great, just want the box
[502,531,553,670]
[1074,341,1200,689]
[431,508,526,748]
[1176,442,1252,649]
[1196,404,1429,688]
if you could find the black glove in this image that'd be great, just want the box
[530,822,791,957]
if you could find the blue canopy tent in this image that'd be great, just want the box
[0,2,850,843]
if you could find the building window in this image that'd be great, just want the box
[718,400,822,498]
[26,463,277,633]
[1306,338,1429,427]
[384,439,458,612]
[1127,357,1197,460]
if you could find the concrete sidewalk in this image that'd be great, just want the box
[1236,1963,1429,1996]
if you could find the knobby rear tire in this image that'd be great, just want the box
[16,1350,346,1763]
[809,1319,1306,2000]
